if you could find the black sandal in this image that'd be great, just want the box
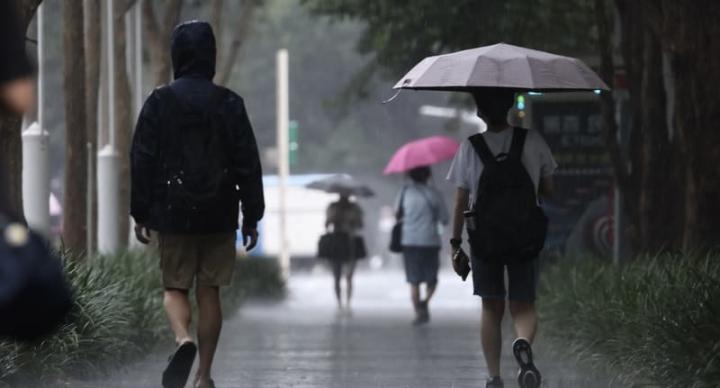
[162,341,197,388]
[513,338,541,388]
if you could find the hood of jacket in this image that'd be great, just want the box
[171,21,216,80]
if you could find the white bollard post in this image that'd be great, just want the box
[276,49,290,279]
[22,122,51,236]
[97,145,120,254]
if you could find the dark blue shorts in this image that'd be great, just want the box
[402,246,440,286]
[471,256,539,302]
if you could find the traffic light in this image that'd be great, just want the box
[516,95,526,119]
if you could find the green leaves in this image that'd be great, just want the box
[304,0,599,76]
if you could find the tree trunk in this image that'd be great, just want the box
[84,0,101,252]
[609,0,690,254]
[642,0,720,250]
[214,0,259,86]
[597,0,643,255]
[671,51,720,250]
[62,0,88,253]
[114,0,134,248]
[142,0,182,86]
[637,33,683,252]
[0,0,45,221]
[0,115,25,221]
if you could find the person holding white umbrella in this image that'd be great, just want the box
[447,89,556,388]
[390,43,608,388]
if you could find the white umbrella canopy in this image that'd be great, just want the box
[393,43,609,92]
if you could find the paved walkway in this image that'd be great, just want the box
[68,270,611,388]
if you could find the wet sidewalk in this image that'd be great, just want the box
[69,270,611,388]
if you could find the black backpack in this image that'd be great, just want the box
[157,87,236,230]
[465,128,548,262]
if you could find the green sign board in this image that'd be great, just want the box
[289,120,299,166]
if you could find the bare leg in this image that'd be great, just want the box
[481,298,505,378]
[163,289,193,344]
[410,284,422,324]
[345,261,357,308]
[424,283,437,304]
[509,301,538,343]
[410,284,420,311]
[195,285,222,387]
[333,264,343,309]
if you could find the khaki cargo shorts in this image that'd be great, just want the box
[158,233,237,290]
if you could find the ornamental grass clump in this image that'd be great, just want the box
[0,251,284,384]
[540,253,720,388]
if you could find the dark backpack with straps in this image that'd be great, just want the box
[465,128,548,262]
[156,87,237,231]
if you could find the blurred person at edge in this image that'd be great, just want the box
[0,0,35,116]
[0,1,73,342]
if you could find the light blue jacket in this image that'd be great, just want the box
[394,183,449,247]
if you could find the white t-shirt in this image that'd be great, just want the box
[446,127,557,203]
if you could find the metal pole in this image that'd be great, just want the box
[613,96,624,265]
[107,0,116,148]
[98,0,120,254]
[86,142,94,255]
[21,4,50,236]
[276,49,290,278]
[38,4,44,131]
[613,187,621,265]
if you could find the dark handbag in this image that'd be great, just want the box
[0,216,73,341]
[318,232,339,259]
[354,236,367,259]
[389,187,407,253]
[318,232,367,261]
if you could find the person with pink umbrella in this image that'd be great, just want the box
[385,136,455,325]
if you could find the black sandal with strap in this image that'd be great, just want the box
[162,341,197,388]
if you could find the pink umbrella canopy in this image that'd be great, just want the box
[384,136,460,175]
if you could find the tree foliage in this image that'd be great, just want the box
[304,0,598,77]
[306,0,720,253]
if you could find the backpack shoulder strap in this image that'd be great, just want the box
[509,127,528,161]
[417,186,439,221]
[468,133,497,166]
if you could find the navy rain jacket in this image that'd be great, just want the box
[130,21,264,233]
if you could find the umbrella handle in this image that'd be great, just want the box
[382,79,410,104]
[381,88,403,104]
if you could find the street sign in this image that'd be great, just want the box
[289,120,299,166]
